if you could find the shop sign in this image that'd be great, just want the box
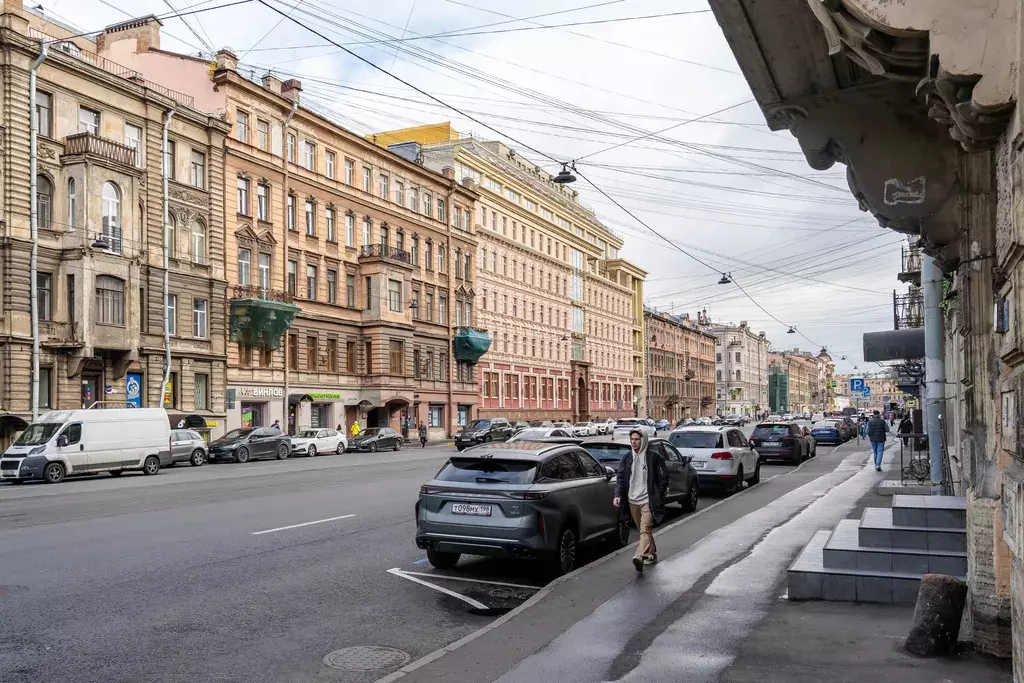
[126,373,142,408]
[236,386,283,398]
[205,420,219,428]
[308,392,342,400]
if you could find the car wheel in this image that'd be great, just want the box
[109,470,123,478]
[484,435,492,443]
[612,511,631,548]
[235,447,250,464]
[307,445,317,458]
[369,442,378,453]
[546,525,578,577]
[43,462,65,484]
[276,444,289,460]
[749,461,761,486]
[812,445,817,457]
[394,440,402,452]
[680,480,699,512]
[455,444,465,452]
[190,449,205,466]
[142,456,160,476]
[726,466,743,495]
[790,450,802,466]
[426,550,460,569]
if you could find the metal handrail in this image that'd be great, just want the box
[359,243,412,263]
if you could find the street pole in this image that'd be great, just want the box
[160,108,175,409]
[280,99,298,431]
[29,42,48,422]
[922,255,946,494]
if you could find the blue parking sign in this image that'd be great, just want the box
[850,377,865,394]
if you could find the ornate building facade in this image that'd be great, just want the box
[645,307,716,421]
[710,321,770,416]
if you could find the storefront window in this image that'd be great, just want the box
[457,405,469,426]
[311,404,328,428]
[428,405,443,428]
[240,402,264,428]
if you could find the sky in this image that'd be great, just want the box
[38,0,905,372]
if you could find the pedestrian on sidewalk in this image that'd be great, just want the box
[613,429,668,573]
[418,421,428,448]
[350,421,361,438]
[867,409,890,472]
[898,414,913,447]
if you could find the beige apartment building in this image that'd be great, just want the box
[710,321,770,416]
[645,307,716,421]
[0,3,230,446]
[373,124,648,423]
[95,18,480,438]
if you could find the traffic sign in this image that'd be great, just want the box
[905,398,918,408]
[850,377,865,394]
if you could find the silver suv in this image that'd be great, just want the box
[415,442,630,576]
[169,429,208,467]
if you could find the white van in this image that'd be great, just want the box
[0,408,171,484]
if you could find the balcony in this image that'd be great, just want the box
[453,327,491,364]
[359,244,413,265]
[898,244,923,286]
[894,290,924,329]
[228,284,300,350]
[39,321,83,348]
[62,132,137,168]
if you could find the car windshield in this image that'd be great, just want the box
[466,420,491,430]
[510,429,550,441]
[616,420,639,427]
[753,425,790,437]
[435,458,537,484]
[297,430,319,438]
[361,428,381,436]
[12,422,62,446]
[583,443,632,463]
[574,422,589,427]
[669,431,722,449]
[222,428,254,440]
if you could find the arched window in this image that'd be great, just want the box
[37,175,52,229]
[164,215,176,257]
[101,182,121,253]
[67,178,76,230]
[191,219,206,264]
[95,275,125,325]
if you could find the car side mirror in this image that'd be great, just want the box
[57,435,68,448]
[680,456,691,466]
[604,466,615,481]
[749,443,756,450]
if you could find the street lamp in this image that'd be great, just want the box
[718,272,732,285]
[787,326,796,334]
[553,163,577,185]
[91,232,111,250]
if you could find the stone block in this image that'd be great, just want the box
[787,571,822,600]
[892,552,929,575]
[928,531,967,552]
[824,549,856,570]
[893,529,929,550]
[822,574,856,601]
[857,550,892,572]
[928,554,968,576]
[893,578,921,605]
[860,527,892,548]
[928,508,967,529]
[893,507,928,527]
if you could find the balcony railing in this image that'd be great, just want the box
[894,290,924,329]
[230,284,294,303]
[63,133,137,167]
[360,243,413,264]
[898,244,923,285]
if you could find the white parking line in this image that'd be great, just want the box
[251,514,356,536]
[399,569,541,590]
[387,568,488,609]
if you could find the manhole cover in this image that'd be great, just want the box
[323,646,411,672]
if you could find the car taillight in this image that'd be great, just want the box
[711,451,733,460]
[419,485,443,495]
[523,491,549,500]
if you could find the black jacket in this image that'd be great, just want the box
[898,418,913,434]
[613,434,668,518]
[867,416,890,443]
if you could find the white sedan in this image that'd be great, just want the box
[668,426,760,495]
[508,427,573,442]
[571,422,597,437]
[290,428,347,457]
[612,418,656,440]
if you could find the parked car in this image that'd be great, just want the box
[612,418,657,439]
[529,420,555,428]
[415,442,630,576]
[675,418,695,428]
[840,416,859,439]
[509,427,574,442]
[767,414,783,422]
[811,420,844,445]
[695,416,713,426]
[209,426,291,463]
[290,427,346,457]
[1,408,171,484]
[800,426,817,457]
[782,413,795,421]
[810,412,826,424]
[595,419,616,435]
[169,428,209,467]
[583,439,700,516]
[552,421,572,429]
[347,427,403,452]
[654,419,671,431]
[668,426,760,495]
[748,422,809,465]
[454,418,514,451]
[512,421,531,435]
[571,421,597,437]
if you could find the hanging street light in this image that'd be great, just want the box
[553,163,577,184]
[718,272,731,285]
[787,326,796,334]
[91,232,111,250]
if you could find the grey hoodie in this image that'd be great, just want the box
[613,431,668,515]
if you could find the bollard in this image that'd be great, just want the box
[904,574,967,656]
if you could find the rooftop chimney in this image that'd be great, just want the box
[97,14,162,54]
[281,78,302,102]
[262,73,283,95]
[215,47,238,72]
[442,167,455,180]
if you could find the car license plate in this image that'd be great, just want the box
[451,503,492,516]
[692,461,705,469]
[763,441,780,447]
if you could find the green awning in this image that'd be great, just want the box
[229,298,300,350]
[453,327,491,364]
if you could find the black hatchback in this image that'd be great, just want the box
[208,427,291,463]
[581,439,700,520]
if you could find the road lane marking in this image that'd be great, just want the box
[251,514,356,535]
[399,570,541,590]
[387,568,488,609]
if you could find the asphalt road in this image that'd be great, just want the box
[0,429,820,683]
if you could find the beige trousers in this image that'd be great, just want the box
[628,502,656,559]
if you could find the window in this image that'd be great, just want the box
[35,90,52,137]
[735,370,741,380]
[67,178,76,229]
[236,110,250,143]
[307,336,318,371]
[326,339,337,372]
[410,187,418,212]
[365,341,373,374]
[124,123,141,166]
[425,292,434,322]
[258,253,271,291]
[413,349,422,378]
[37,272,52,321]
[411,235,419,264]
[437,198,446,222]
[95,276,125,325]
[101,182,121,252]
[39,367,52,409]
[78,106,99,134]
[389,340,404,374]
[438,246,446,272]
[388,279,402,312]
[165,293,177,335]
[464,209,470,230]
[238,248,251,286]
[346,274,355,307]
[193,298,208,338]
[345,213,355,246]
[287,194,296,231]
[395,180,404,205]
[735,352,742,362]
[440,352,449,381]
[257,183,269,221]
[193,374,208,410]
[165,216,176,257]
[36,175,52,230]
[453,207,462,229]
[380,174,389,200]
[190,150,205,188]
[303,141,316,170]
[365,276,372,309]
[429,406,443,428]
[412,289,420,319]
[306,264,318,300]
[257,119,269,150]
[288,260,297,295]
[346,341,356,372]
[288,333,298,369]
[237,177,250,215]
[326,269,337,304]
[326,150,336,178]
[326,208,336,242]
[464,253,471,280]
[163,139,176,180]
[380,224,389,249]
[362,217,371,246]
[305,200,316,236]
[439,295,447,323]
[190,220,206,264]
[425,241,433,270]
[345,159,354,185]
[424,192,432,217]
[286,133,295,162]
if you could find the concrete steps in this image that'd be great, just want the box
[788,495,967,605]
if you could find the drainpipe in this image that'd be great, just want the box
[29,42,48,422]
[159,108,175,409]
[445,182,455,437]
[922,256,946,494]
[281,99,299,430]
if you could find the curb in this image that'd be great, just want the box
[375,441,852,682]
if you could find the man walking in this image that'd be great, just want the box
[867,409,890,472]
[613,429,668,573]
[418,421,428,448]
[898,414,914,447]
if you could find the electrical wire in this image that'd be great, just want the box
[50,0,254,43]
